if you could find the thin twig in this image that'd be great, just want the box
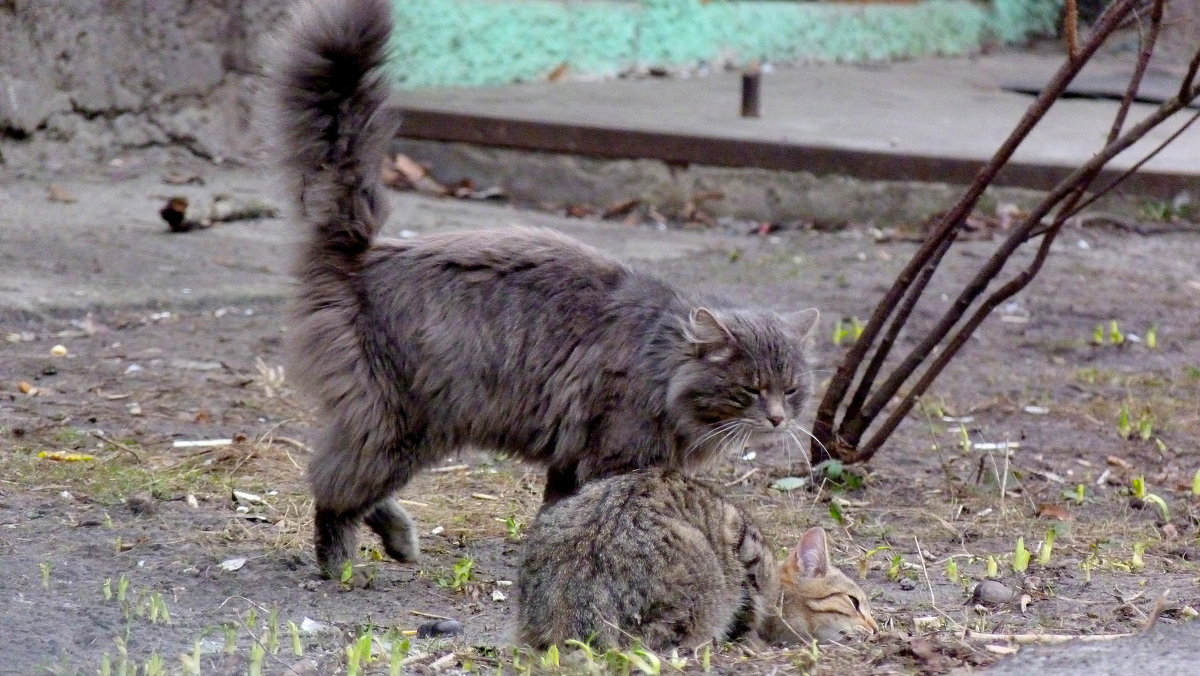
[724,468,759,487]
[268,436,312,454]
[91,431,143,464]
[1106,0,1163,144]
[914,537,937,610]
[1142,589,1171,633]
[411,609,455,621]
[1065,0,1079,60]
[963,630,1134,645]
[1065,108,1200,220]
[812,0,1140,461]
[851,76,1200,461]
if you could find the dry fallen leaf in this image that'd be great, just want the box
[1035,503,1071,521]
[1106,455,1132,469]
[47,184,77,203]
[38,450,95,462]
[547,62,569,82]
[18,381,38,395]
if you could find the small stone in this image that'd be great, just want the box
[50,344,68,356]
[972,580,1017,606]
[898,577,917,591]
[416,619,463,639]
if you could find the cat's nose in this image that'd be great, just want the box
[767,414,785,427]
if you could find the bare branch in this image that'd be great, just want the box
[812,0,1200,463]
[811,0,1141,457]
[1107,0,1164,144]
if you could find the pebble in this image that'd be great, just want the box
[972,580,1017,606]
[416,619,463,639]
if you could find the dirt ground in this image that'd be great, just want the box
[2,165,1199,674]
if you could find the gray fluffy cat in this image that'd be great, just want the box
[518,469,878,650]
[270,0,821,577]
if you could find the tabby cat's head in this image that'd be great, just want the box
[670,307,820,457]
[770,527,878,644]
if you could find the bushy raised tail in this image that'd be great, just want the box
[270,0,395,267]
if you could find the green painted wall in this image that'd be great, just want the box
[389,0,1064,89]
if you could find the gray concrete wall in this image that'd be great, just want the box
[0,0,286,171]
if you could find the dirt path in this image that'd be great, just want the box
[2,165,1199,673]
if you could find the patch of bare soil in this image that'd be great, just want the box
[2,216,1199,674]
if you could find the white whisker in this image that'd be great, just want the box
[786,421,830,477]
[784,428,814,477]
[685,419,743,455]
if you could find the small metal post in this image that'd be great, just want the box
[741,65,761,118]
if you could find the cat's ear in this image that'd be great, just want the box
[784,308,820,340]
[787,527,830,579]
[685,308,736,360]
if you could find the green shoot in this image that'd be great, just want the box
[850,317,865,341]
[828,501,846,526]
[667,650,687,670]
[1063,484,1086,504]
[100,654,111,676]
[1144,493,1170,522]
[1118,404,1133,438]
[887,554,903,582]
[1137,410,1154,441]
[541,645,560,668]
[958,424,972,452]
[1109,320,1124,346]
[39,561,50,588]
[248,640,265,676]
[699,643,712,672]
[265,608,279,654]
[1155,437,1168,455]
[289,620,303,657]
[345,629,373,676]
[1147,324,1158,349]
[223,624,237,654]
[114,637,129,676]
[102,577,112,601]
[1192,469,1200,496]
[832,319,848,346]
[1132,542,1146,570]
[505,515,524,541]
[1132,475,1147,499]
[627,647,662,675]
[340,560,354,585]
[143,653,164,676]
[945,558,959,583]
[452,556,475,589]
[180,640,202,676]
[116,574,129,603]
[1037,529,1055,565]
[1092,324,1104,345]
[1012,537,1031,573]
[985,555,999,579]
[389,634,410,676]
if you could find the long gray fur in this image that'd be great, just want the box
[269,0,821,577]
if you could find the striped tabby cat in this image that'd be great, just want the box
[517,470,878,650]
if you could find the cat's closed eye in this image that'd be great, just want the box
[784,386,799,396]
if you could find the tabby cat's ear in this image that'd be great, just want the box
[784,308,820,340]
[685,308,736,358]
[787,527,830,578]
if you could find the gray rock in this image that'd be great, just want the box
[416,619,463,639]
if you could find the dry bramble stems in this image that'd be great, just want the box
[811,0,1200,465]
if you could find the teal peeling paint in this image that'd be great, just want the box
[388,0,1063,89]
